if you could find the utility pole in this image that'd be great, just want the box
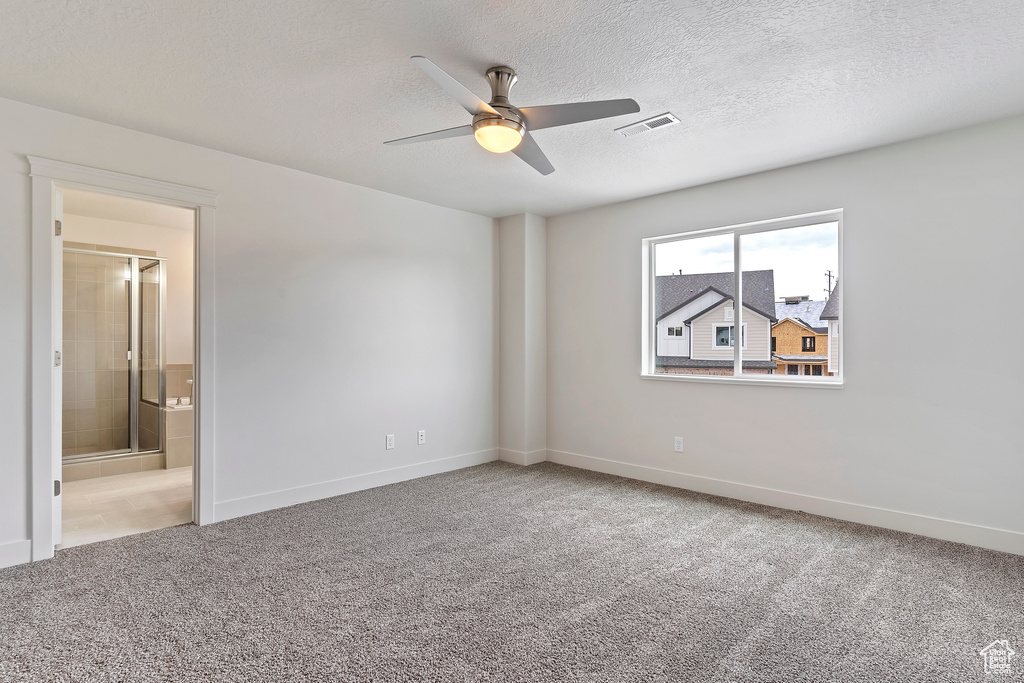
[824,270,835,298]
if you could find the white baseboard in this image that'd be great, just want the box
[498,448,547,466]
[214,449,498,523]
[0,539,32,569]
[547,449,1024,556]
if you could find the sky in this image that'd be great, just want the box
[655,222,839,301]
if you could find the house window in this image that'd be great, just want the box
[713,323,747,348]
[644,209,842,384]
[812,365,823,376]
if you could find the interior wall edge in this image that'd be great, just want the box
[498,448,548,466]
[546,449,1024,557]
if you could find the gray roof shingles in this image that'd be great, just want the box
[656,270,777,322]
[774,300,828,333]
[820,279,841,320]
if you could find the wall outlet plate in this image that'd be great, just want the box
[673,436,684,453]
[417,430,426,445]
[386,434,395,450]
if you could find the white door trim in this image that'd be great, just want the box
[28,156,218,561]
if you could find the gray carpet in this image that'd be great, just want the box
[1,462,1021,682]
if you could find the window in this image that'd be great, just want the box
[812,365,823,376]
[644,209,842,384]
[713,324,747,348]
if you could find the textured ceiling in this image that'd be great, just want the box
[3,0,1024,217]
[63,189,195,231]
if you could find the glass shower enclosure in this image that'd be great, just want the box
[62,249,167,461]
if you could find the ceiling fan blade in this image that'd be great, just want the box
[517,99,640,131]
[411,56,498,117]
[383,125,474,146]
[512,132,555,175]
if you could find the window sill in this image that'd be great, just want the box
[640,373,843,389]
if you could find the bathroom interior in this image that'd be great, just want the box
[60,189,195,548]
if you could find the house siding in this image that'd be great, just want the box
[691,301,770,361]
[828,321,840,373]
[656,290,723,357]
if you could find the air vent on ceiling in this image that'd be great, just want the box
[614,112,680,137]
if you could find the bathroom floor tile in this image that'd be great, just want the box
[58,466,192,549]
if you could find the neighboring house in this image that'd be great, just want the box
[819,279,841,375]
[772,298,831,376]
[656,270,777,375]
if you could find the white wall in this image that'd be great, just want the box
[0,96,497,565]
[547,115,1024,553]
[62,214,194,365]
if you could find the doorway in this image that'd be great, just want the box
[58,191,194,547]
[29,156,217,561]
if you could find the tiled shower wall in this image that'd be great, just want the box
[61,242,156,459]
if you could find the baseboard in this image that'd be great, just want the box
[498,448,547,466]
[214,449,499,523]
[0,539,32,570]
[546,449,1024,556]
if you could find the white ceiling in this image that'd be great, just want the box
[3,1,1024,217]
[63,189,195,231]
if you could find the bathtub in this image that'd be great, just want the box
[163,400,194,468]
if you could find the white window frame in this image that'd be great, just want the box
[641,208,843,388]
[712,323,747,349]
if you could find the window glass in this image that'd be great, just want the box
[715,326,733,347]
[653,234,735,376]
[648,214,841,383]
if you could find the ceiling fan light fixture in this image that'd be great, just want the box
[473,117,525,153]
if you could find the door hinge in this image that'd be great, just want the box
[54,350,62,367]
[54,480,61,496]
[55,219,62,236]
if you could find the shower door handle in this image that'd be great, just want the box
[126,349,132,361]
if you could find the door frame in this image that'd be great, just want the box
[29,156,218,561]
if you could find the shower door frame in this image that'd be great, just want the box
[60,248,168,462]
[29,156,218,562]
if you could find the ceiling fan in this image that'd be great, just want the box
[384,56,640,175]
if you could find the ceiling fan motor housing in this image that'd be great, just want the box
[473,65,525,134]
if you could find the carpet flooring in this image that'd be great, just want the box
[1,462,1021,682]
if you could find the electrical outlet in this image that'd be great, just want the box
[673,436,684,453]
[417,429,426,445]
[386,434,395,450]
